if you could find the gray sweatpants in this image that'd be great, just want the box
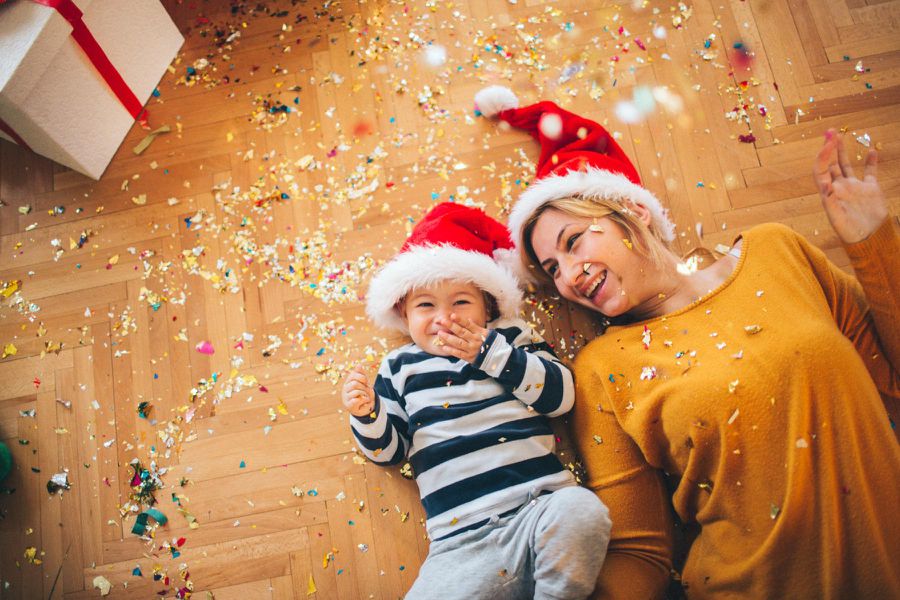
[405,486,611,600]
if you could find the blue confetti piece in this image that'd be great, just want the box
[239,460,246,468]
[431,192,439,200]
[316,348,325,356]
[152,88,160,98]
[608,374,616,383]
[132,567,143,577]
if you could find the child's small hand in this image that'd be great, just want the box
[342,365,376,417]
[814,128,888,243]
[436,314,490,363]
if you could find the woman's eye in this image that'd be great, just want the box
[565,232,582,251]
[546,263,559,278]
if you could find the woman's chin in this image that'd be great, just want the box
[586,296,627,318]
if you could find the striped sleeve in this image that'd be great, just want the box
[350,357,410,465]
[473,320,574,417]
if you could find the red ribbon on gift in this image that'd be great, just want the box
[0,0,146,151]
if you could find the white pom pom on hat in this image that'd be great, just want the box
[474,85,520,118]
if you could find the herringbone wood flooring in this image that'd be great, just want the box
[1,0,898,598]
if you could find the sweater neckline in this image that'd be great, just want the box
[613,229,751,328]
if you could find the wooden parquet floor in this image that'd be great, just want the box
[1,0,898,598]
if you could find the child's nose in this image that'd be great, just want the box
[435,305,454,324]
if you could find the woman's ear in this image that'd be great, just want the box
[625,201,653,227]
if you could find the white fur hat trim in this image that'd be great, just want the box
[365,244,523,333]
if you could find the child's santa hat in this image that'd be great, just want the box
[474,86,676,274]
[365,202,523,333]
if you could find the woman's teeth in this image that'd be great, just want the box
[587,271,607,298]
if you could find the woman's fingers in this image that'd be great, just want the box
[863,149,878,181]
[835,132,855,179]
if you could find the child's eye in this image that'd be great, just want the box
[416,302,433,308]
[453,299,471,306]
[565,232,582,251]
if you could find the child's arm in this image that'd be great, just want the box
[342,362,410,465]
[436,315,574,417]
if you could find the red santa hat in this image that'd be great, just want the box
[365,202,523,333]
[474,86,676,276]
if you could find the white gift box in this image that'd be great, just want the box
[0,0,183,179]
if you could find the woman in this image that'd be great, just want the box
[475,87,899,598]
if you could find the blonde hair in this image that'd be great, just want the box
[520,196,674,284]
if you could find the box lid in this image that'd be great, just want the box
[0,0,96,102]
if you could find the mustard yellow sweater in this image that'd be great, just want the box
[572,220,900,599]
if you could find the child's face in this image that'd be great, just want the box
[401,280,489,356]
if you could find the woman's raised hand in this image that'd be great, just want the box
[814,128,888,244]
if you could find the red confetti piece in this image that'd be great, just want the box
[352,120,374,136]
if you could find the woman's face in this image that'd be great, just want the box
[529,207,659,318]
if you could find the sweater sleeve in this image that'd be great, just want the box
[473,319,575,417]
[572,355,674,600]
[350,357,411,466]
[793,219,900,420]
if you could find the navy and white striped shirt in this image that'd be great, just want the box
[350,318,576,540]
